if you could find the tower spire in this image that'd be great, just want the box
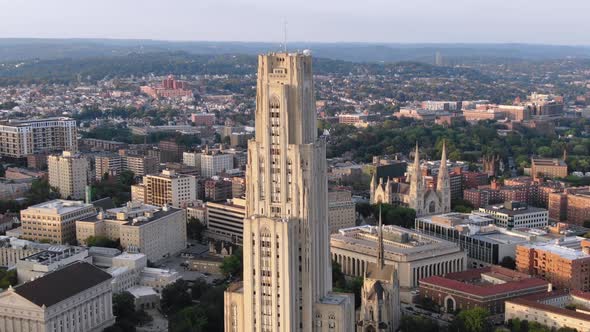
[377,204,384,269]
[441,139,447,165]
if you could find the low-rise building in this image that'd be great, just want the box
[205,198,246,244]
[0,261,114,332]
[414,212,550,267]
[107,252,180,293]
[76,202,187,262]
[204,177,232,202]
[16,246,90,283]
[479,201,548,229]
[505,291,590,332]
[20,200,96,244]
[420,266,550,315]
[531,158,568,179]
[330,225,466,290]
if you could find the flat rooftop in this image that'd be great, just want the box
[532,158,567,166]
[480,204,547,216]
[521,237,590,260]
[21,246,86,265]
[23,200,94,215]
[0,117,74,127]
[331,225,461,259]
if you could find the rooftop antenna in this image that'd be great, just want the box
[283,18,288,53]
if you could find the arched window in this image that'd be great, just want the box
[429,201,436,213]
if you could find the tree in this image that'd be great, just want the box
[119,170,136,186]
[0,270,17,289]
[499,256,516,270]
[161,280,193,315]
[220,247,242,278]
[375,204,416,228]
[169,306,208,332]
[400,315,440,332]
[187,217,206,241]
[583,220,590,228]
[451,307,491,332]
[332,260,347,290]
[108,291,152,331]
[85,235,119,248]
[191,278,209,300]
[26,178,58,204]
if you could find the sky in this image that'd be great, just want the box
[1,0,589,45]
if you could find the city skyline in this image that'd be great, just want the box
[2,0,590,45]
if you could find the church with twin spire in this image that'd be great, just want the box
[370,143,451,217]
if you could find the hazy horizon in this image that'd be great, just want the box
[1,0,590,45]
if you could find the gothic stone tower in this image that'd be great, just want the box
[358,207,401,332]
[436,141,451,214]
[224,52,354,332]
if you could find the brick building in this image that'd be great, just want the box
[516,238,590,291]
[419,266,549,315]
[548,187,590,225]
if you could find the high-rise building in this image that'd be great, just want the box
[94,153,123,180]
[200,150,234,177]
[224,52,355,332]
[328,189,356,234]
[119,152,159,177]
[0,117,77,158]
[136,169,197,208]
[48,151,89,200]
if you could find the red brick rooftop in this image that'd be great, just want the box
[420,266,549,297]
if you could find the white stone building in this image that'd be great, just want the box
[0,262,114,332]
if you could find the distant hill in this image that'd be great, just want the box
[1,39,590,63]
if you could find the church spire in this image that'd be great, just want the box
[413,142,420,171]
[437,140,451,213]
[377,204,385,270]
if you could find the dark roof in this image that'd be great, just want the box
[92,197,116,210]
[14,262,112,307]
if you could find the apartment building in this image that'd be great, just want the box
[119,151,158,177]
[48,151,89,200]
[548,187,590,225]
[516,238,590,291]
[20,199,96,244]
[94,153,123,180]
[200,151,234,177]
[0,117,77,158]
[137,169,197,208]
